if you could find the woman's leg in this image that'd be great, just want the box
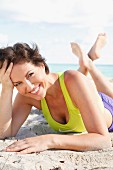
[88,33,107,60]
[71,34,113,98]
[71,33,107,76]
[71,42,88,75]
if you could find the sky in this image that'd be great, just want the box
[0,0,113,64]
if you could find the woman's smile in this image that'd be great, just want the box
[30,84,41,95]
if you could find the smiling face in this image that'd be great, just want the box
[10,62,47,100]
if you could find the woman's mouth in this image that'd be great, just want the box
[30,85,41,95]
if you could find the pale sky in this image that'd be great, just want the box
[0,0,113,64]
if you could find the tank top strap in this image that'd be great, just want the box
[58,72,75,110]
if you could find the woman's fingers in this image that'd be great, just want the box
[18,147,37,154]
[0,60,8,75]
[0,60,13,74]
[5,140,36,154]
[6,62,13,76]
[4,137,46,154]
[5,139,30,152]
[0,60,13,86]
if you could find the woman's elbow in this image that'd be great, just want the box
[103,136,112,149]
[96,135,112,151]
[0,128,15,140]
[0,133,17,140]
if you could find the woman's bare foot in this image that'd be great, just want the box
[88,33,107,61]
[71,42,92,73]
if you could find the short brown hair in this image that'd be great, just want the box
[0,43,49,74]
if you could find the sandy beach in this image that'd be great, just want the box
[0,81,113,170]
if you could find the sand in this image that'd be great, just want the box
[0,82,113,170]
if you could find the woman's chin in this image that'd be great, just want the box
[33,92,46,101]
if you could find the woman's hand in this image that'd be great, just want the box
[0,60,14,90]
[4,135,51,154]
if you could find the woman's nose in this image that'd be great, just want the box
[25,80,34,93]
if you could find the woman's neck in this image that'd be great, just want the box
[46,72,60,98]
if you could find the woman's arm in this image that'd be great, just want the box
[0,61,14,138]
[65,70,109,135]
[0,61,32,139]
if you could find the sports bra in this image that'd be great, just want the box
[41,72,86,133]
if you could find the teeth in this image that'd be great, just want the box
[31,86,39,94]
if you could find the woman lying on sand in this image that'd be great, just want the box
[0,33,112,154]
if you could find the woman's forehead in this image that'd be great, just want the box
[10,63,35,80]
[13,62,35,70]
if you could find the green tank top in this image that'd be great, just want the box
[41,72,86,133]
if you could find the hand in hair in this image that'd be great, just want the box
[0,60,13,90]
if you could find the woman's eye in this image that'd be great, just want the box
[14,82,21,87]
[28,72,34,78]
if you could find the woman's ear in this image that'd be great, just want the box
[42,63,45,67]
[38,63,45,72]
[39,63,45,68]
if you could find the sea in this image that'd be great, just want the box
[48,64,113,78]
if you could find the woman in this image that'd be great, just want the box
[0,33,112,154]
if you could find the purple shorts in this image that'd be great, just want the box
[98,92,113,132]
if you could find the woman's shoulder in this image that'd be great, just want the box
[64,70,84,82]
[64,70,90,92]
